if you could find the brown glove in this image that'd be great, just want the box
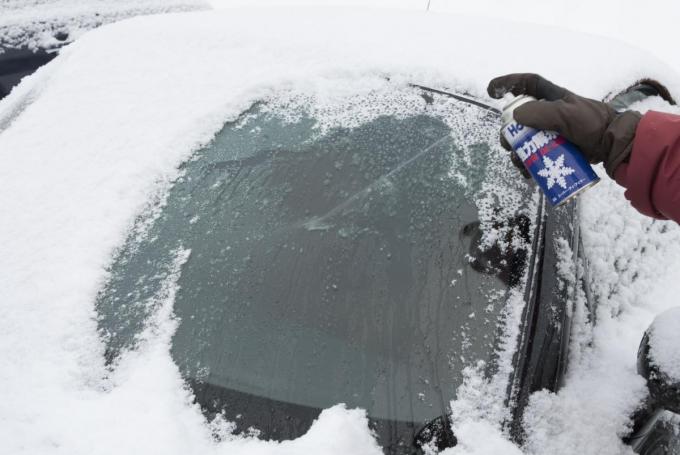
[487,73,641,177]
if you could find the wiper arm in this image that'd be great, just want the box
[409,83,502,117]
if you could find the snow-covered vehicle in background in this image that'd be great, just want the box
[0,0,207,99]
[1,7,680,455]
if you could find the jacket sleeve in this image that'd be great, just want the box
[614,110,680,224]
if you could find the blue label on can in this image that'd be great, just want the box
[502,121,599,206]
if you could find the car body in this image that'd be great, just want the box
[1,7,679,455]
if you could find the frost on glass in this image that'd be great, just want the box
[96,87,538,448]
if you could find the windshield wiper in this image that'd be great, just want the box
[409,83,502,117]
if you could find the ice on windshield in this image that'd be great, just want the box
[95,87,538,449]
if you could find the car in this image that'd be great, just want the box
[2,7,679,455]
[0,0,208,100]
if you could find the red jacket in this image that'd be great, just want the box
[614,111,680,224]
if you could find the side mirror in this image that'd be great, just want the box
[637,308,680,414]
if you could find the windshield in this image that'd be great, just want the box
[96,87,537,452]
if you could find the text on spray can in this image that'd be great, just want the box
[501,95,599,206]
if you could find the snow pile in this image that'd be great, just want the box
[0,0,208,51]
[428,0,680,75]
[444,420,523,455]
[1,7,680,455]
[205,0,680,75]
[648,307,680,382]
[522,98,680,455]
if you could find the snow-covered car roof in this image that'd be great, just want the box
[1,8,679,455]
[0,0,209,51]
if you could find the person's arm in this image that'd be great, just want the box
[487,73,679,225]
[614,111,680,222]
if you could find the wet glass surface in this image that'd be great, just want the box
[96,90,536,450]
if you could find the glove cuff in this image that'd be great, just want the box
[604,110,642,177]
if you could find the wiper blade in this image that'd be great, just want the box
[409,83,502,117]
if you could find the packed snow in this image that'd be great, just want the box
[1,7,680,455]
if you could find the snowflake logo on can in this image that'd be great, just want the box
[537,154,575,189]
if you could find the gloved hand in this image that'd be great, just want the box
[487,73,642,177]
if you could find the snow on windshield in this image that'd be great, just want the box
[263,87,535,245]
[1,8,679,455]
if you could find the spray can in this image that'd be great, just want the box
[501,95,599,206]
